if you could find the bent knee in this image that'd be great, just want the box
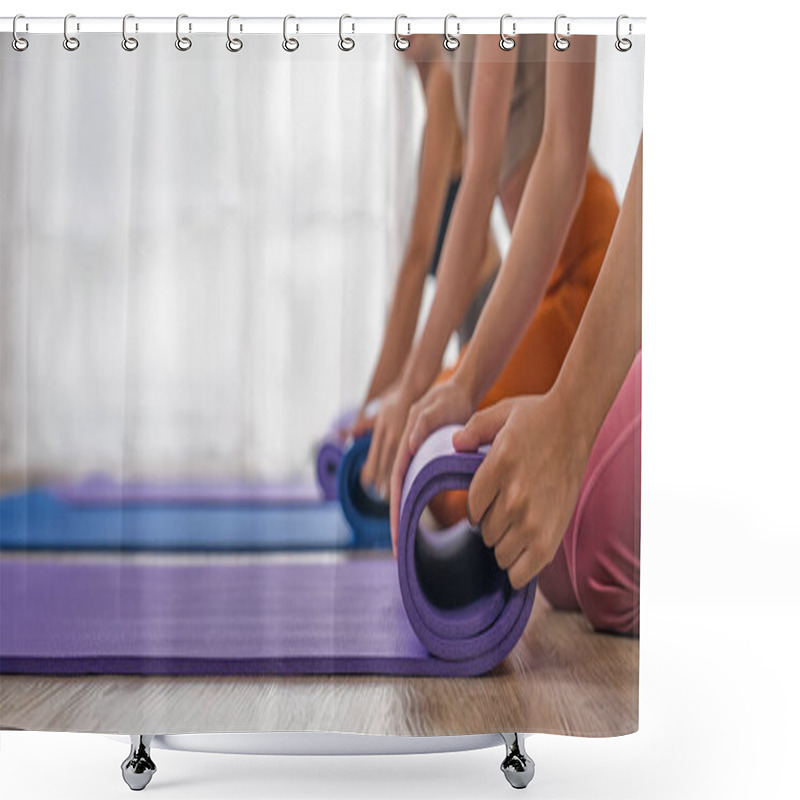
[573,542,639,636]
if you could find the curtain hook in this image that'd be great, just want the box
[553,14,570,51]
[499,14,516,51]
[176,14,192,51]
[12,14,29,52]
[63,13,80,51]
[443,14,460,51]
[283,15,299,52]
[615,15,632,52]
[338,14,355,51]
[394,14,410,51]
[122,14,139,51]
[226,15,243,52]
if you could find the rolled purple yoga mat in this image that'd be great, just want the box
[316,438,345,501]
[315,408,358,501]
[397,426,537,671]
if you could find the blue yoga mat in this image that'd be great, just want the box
[337,434,392,549]
[0,490,358,552]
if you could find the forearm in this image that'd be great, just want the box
[365,253,429,401]
[454,139,588,406]
[553,138,643,453]
[401,168,495,396]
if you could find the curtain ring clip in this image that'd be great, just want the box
[553,14,570,51]
[394,15,410,51]
[176,14,192,51]
[12,14,29,52]
[443,14,460,51]
[283,15,299,52]
[226,15,243,52]
[122,14,139,52]
[339,15,355,51]
[615,15,632,52]
[499,14,516,51]
[63,13,80,51]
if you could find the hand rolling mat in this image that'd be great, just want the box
[0,427,536,677]
[337,434,392,548]
[0,490,353,551]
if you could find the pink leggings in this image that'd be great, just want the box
[537,350,641,636]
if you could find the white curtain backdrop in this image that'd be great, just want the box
[1,32,643,484]
[1,33,420,481]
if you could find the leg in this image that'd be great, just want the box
[500,733,535,789]
[536,539,580,611]
[563,351,642,635]
[121,735,157,791]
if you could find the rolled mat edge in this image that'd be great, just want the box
[337,434,392,549]
[397,425,537,675]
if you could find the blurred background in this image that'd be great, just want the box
[0,33,643,484]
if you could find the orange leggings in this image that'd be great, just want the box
[431,165,620,526]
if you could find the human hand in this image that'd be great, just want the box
[349,397,382,441]
[452,391,592,590]
[389,374,475,554]
[357,380,417,500]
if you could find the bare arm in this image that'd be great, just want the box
[552,134,643,452]
[451,36,597,409]
[401,36,518,397]
[448,135,643,588]
[364,65,462,403]
[390,36,599,541]
[359,37,518,492]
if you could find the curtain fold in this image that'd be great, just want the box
[1,34,420,482]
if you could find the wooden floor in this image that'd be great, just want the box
[0,552,638,738]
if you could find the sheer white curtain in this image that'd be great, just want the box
[1,32,643,484]
[1,34,420,482]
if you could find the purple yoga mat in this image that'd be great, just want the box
[1,427,536,677]
[316,439,345,501]
[50,475,324,506]
[0,558,443,676]
[315,408,358,500]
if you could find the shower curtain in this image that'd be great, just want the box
[0,17,644,741]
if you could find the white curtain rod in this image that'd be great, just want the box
[0,16,645,36]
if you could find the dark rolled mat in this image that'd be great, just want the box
[337,433,392,549]
[0,427,536,677]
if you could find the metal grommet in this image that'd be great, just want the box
[12,14,29,51]
[121,14,139,51]
[443,14,460,51]
[226,15,243,52]
[615,14,632,52]
[499,14,515,51]
[394,14,410,51]
[282,15,299,52]
[338,14,355,51]
[553,14,570,51]
[175,14,192,51]
[63,13,80,51]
